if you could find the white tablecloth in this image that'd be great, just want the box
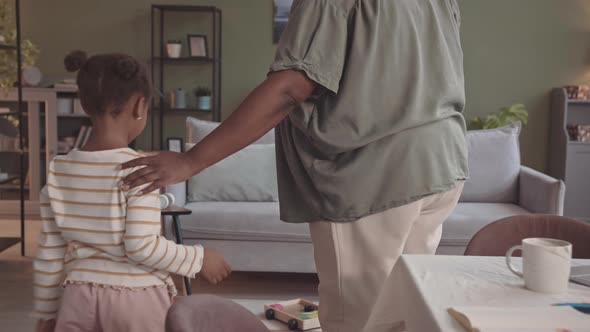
[363,255,590,332]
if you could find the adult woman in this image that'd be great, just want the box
[121,1,467,331]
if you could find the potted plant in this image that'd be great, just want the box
[468,103,528,130]
[195,87,212,111]
[0,1,40,92]
[166,40,182,58]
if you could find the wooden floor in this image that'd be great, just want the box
[0,218,318,331]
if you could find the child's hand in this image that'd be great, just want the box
[36,319,56,332]
[200,247,231,285]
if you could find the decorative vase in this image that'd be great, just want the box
[198,96,211,111]
[171,88,186,109]
[166,43,182,58]
[22,66,42,87]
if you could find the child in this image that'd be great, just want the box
[32,50,231,332]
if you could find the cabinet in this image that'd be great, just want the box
[0,88,57,211]
[549,88,590,221]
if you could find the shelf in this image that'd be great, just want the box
[0,174,19,185]
[152,4,219,12]
[0,44,17,50]
[567,99,590,105]
[151,4,222,149]
[54,87,79,93]
[569,141,590,145]
[154,107,213,114]
[0,113,28,117]
[0,111,20,116]
[152,56,215,63]
[58,113,89,118]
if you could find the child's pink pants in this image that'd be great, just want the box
[54,284,172,332]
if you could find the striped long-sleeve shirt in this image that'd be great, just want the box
[32,148,204,319]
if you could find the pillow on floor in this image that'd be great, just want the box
[186,143,278,202]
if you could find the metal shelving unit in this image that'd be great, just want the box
[150,4,222,150]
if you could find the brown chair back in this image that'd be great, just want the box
[464,215,590,258]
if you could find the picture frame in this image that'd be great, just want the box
[273,0,293,43]
[167,137,184,153]
[187,34,208,58]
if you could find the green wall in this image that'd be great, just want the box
[21,0,274,149]
[21,0,590,171]
[458,0,590,171]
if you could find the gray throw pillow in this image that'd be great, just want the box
[187,143,278,202]
[460,122,521,203]
[186,117,275,144]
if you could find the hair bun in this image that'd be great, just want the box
[64,50,88,72]
[115,57,139,80]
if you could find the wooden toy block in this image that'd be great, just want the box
[264,299,320,331]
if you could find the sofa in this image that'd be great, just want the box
[165,119,565,273]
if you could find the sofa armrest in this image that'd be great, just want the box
[165,182,187,207]
[519,166,565,215]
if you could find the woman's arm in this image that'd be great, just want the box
[119,69,316,193]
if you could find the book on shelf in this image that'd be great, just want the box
[73,126,88,149]
[59,125,92,153]
[0,107,10,114]
[73,98,86,115]
[81,126,93,147]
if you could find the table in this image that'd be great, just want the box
[363,255,590,332]
[162,205,193,295]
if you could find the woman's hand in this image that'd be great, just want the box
[120,151,196,194]
[36,319,56,332]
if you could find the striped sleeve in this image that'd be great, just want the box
[123,185,204,278]
[32,187,66,320]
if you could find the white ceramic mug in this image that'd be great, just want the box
[505,238,572,293]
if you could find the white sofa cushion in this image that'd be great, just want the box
[186,117,275,144]
[180,201,311,242]
[441,202,529,245]
[177,201,529,247]
[461,122,522,203]
[186,143,279,202]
